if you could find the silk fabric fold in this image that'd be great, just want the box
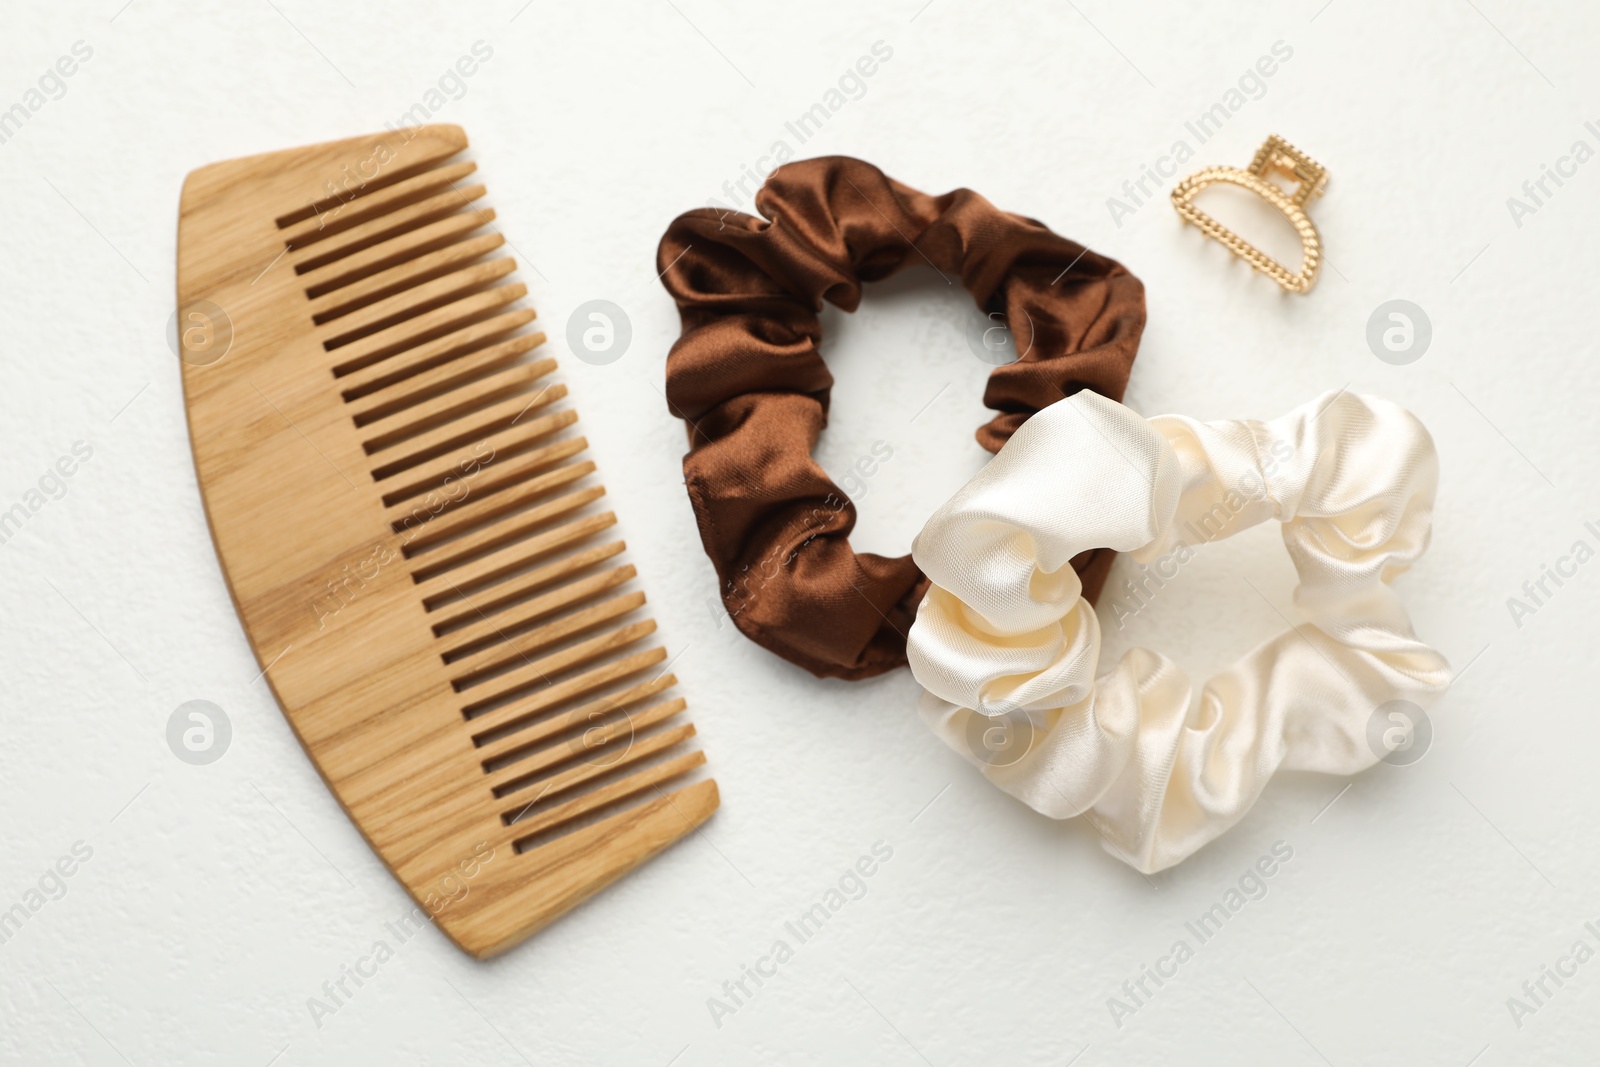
[657,157,1146,679]
[907,390,1452,872]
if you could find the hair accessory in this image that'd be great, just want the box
[657,156,1146,680]
[177,124,717,957]
[906,389,1450,873]
[1171,134,1326,294]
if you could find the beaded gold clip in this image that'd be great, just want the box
[1170,135,1327,294]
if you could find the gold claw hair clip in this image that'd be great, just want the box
[1171,135,1327,294]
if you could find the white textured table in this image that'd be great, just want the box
[2,1,1596,1063]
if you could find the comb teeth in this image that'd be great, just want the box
[268,144,712,854]
[176,126,716,957]
[339,310,540,398]
[293,183,491,273]
[281,161,481,247]
[272,147,710,851]
[302,209,503,299]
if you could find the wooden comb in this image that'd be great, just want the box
[176,124,718,958]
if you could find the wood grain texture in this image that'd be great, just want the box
[176,124,718,959]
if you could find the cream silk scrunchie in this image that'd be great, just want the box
[907,390,1452,873]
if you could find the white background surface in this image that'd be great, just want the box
[2,1,1598,1064]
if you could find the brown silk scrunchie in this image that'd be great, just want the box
[657,156,1146,680]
